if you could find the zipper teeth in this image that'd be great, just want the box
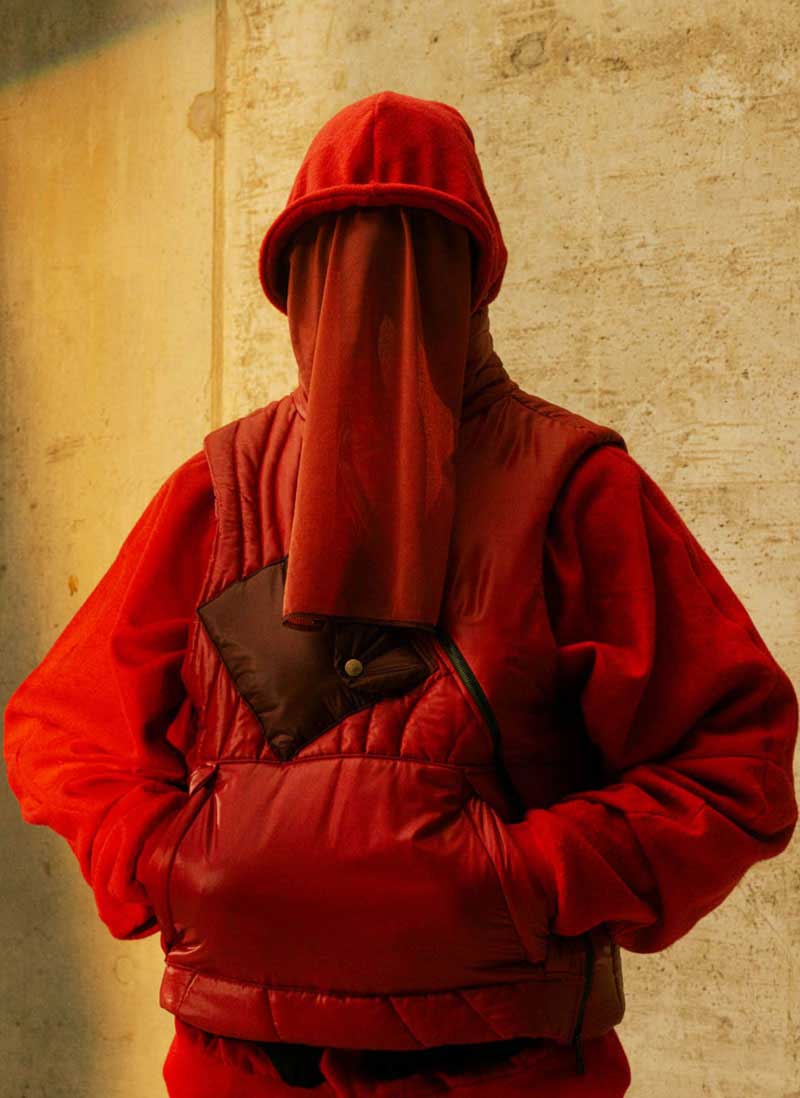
[573,933,596,1040]
[436,630,499,736]
[434,628,526,820]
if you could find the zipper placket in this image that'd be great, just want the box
[433,627,527,822]
[434,627,595,1077]
[571,931,595,1075]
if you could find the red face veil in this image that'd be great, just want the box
[282,204,483,633]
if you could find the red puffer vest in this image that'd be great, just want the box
[139,374,629,1077]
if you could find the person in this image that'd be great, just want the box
[4,90,798,1098]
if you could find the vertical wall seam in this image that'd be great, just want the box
[210,0,228,431]
[590,0,601,422]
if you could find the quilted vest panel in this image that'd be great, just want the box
[149,387,628,1064]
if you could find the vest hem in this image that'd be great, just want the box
[159,959,585,1049]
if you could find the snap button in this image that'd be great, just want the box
[344,658,364,678]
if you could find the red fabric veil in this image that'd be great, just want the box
[282,204,484,633]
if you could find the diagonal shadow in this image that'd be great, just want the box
[1,0,206,90]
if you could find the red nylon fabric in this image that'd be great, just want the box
[282,204,477,632]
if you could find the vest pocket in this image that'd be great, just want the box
[433,629,528,822]
[463,794,551,966]
[137,764,219,950]
[162,757,541,993]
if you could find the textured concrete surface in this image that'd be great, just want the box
[2,2,798,1096]
[0,3,216,1095]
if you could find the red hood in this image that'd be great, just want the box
[258,90,508,316]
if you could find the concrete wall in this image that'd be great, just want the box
[0,3,216,1096]
[2,2,798,1095]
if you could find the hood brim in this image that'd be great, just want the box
[259,182,504,317]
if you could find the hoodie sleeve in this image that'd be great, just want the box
[3,450,216,941]
[506,443,799,953]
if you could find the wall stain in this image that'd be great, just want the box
[601,56,631,72]
[344,24,371,43]
[45,435,84,463]
[510,32,547,73]
[188,89,219,141]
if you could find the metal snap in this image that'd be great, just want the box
[344,658,364,678]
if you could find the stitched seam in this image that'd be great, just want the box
[386,996,425,1045]
[197,459,224,607]
[175,970,199,1015]
[180,753,499,774]
[162,960,556,996]
[509,392,621,436]
[196,553,287,612]
[200,429,230,600]
[458,990,505,1039]
[161,791,214,943]
[252,672,435,755]
[268,988,283,1042]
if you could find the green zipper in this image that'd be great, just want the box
[436,626,593,1073]
[571,932,596,1075]
[434,627,527,822]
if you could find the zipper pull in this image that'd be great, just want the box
[571,931,595,1076]
[188,761,219,795]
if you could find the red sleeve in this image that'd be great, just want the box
[505,444,799,953]
[3,450,216,941]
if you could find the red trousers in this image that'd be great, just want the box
[162,1021,632,1098]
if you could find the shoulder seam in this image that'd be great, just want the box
[509,391,621,437]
